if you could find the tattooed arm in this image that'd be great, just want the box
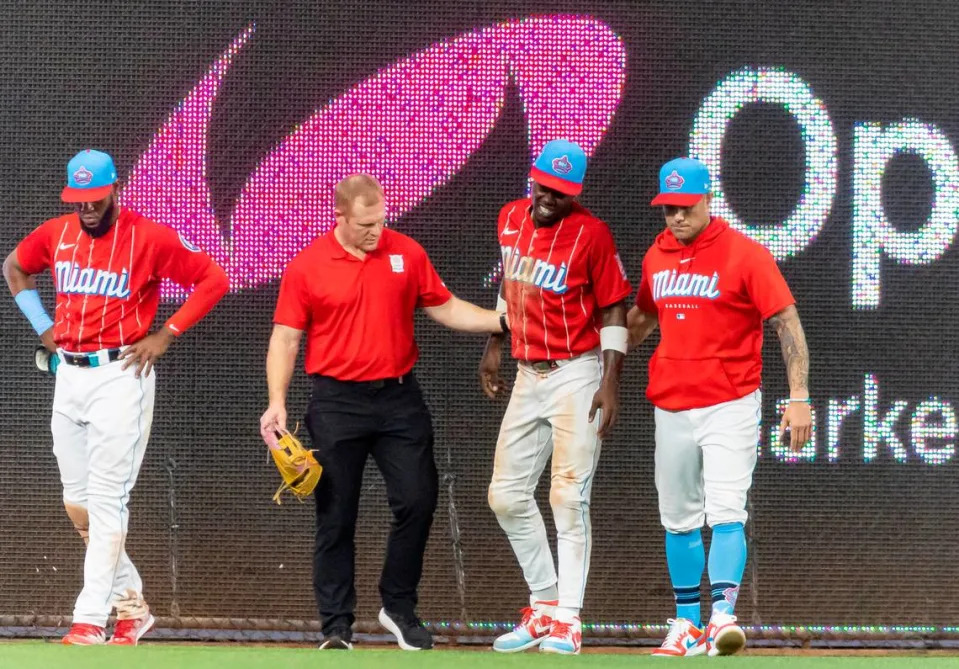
[768,304,812,452]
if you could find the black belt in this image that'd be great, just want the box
[313,372,413,389]
[60,348,122,367]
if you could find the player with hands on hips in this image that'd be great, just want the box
[481,140,632,655]
[628,158,812,657]
[3,149,229,646]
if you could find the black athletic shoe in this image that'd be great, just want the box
[378,607,434,650]
[318,629,353,650]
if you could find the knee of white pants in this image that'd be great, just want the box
[706,504,749,528]
[704,478,750,527]
[705,486,749,526]
[85,468,136,501]
[62,486,87,506]
[660,508,706,534]
[658,486,706,533]
[84,487,132,534]
[488,481,532,520]
[548,478,588,530]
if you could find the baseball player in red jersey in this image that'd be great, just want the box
[480,140,632,655]
[627,158,812,657]
[3,150,229,646]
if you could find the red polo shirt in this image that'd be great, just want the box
[274,228,452,380]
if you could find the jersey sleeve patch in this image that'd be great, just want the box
[615,252,628,280]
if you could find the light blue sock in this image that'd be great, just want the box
[665,529,705,627]
[708,522,747,616]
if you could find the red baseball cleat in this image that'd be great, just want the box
[107,613,155,646]
[62,623,106,645]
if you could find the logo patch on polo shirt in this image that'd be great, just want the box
[390,254,405,273]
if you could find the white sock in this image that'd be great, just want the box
[531,586,558,607]
[555,606,580,622]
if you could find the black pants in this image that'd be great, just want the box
[305,373,438,637]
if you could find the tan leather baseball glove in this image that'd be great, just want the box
[265,425,322,504]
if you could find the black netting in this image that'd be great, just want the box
[2,0,958,641]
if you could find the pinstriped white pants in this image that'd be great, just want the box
[51,358,155,627]
[488,351,602,609]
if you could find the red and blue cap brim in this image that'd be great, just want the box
[530,166,583,196]
[650,192,705,207]
[61,183,115,203]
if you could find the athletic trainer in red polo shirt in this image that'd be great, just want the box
[259,174,507,652]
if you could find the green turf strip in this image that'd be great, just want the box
[3,644,959,669]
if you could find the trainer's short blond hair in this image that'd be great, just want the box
[334,174,384,214]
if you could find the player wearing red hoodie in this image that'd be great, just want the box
[628,158,811,658]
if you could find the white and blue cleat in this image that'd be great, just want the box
[539,617,582,655]
[492,602,555,653]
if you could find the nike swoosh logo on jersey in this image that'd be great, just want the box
[59,243,76,250]
[679,257,695,263]
[503,226,519,236]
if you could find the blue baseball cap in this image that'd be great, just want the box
[651,157,711,207]
[61,149,118,203]
[530,139,587,196]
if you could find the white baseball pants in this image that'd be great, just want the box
[488,351,602,609]
[51,354,155,627]
[655,390,761,533]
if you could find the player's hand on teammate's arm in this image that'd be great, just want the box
[119,326,176,378]
[259,403,288,445]
[588,380,619,439]
[423,296,508,333]
[479,334,509,399]
[779,399,813,452]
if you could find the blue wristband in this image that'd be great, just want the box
[14,289,54,336]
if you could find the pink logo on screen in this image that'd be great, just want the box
[552,155,573,174]
[119,18,627,301]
